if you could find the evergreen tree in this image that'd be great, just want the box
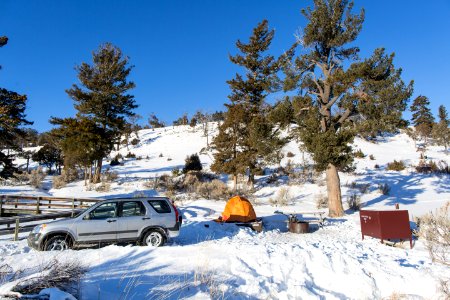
[183,153,203,173]
[212,20,293,188]
[66,43,137,182]
[148,113,165,128]
[32,144,63,174]
[432,105,450,152]
[51,117,108,184]
[410,95,435,141]
[0,36,33,178]
[286,0,413,217]
[438,105,448,125]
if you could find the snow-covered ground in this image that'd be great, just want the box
[1,124,449,299]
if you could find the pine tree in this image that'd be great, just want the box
[66,43,137,182]
[212,20,293,188]
[410,95,435,141]
[32,144,63,174]
[51,117,109,184]
[0,36,33,178]
[432,105,450,152]
[286,0,413,217]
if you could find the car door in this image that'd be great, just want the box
[76,202,118,242]
[116,201,148,240]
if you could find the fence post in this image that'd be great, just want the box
[48,198,51,209]
[14,219,19,241]
[0,195,3,217]
[36,197,41,214]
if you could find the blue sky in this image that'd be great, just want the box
[1,0,449,132]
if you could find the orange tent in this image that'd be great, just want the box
[221,196,257,223]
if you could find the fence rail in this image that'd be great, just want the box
[0,195,100,216]
[0,195,102,238]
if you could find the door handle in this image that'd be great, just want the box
[142,217,151,220]
[107,219,117,223]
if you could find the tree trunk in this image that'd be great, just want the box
[233,174,238,192]
[93,159,102,183]
[326,163,344,217]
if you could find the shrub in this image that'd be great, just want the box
[354,149,365,158]
[102,169,119,182]
[172,168,181,177]
[11,172,29,185]
[125,152,136,158]
[95,182,111,192]
[418,202,450,298]
[416,160,449,174]
[110,154,122,166]
[369,154,375,160]
[12,259,86,298]
[386,160,405,171]
[347,193,362,211]
[378,183,390,195]
[183,172,200,193]
[52,175,67,189]
[374,164,380,169]
[183,153,202,173]
[159,153,163,157]
[195,179,230,200]
[286,151,295,158]
[419,202,450,266]
[28,167,46,189]
[269,187,292,206]
[315,193,328,209]
[167,157,172,161]
[130,138,140,146]
[360,183,370,194]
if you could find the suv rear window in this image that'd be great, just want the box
[148,200,171,213]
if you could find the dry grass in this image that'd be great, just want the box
[347,193,362,211]
[269,187,292,206]
[378,183,391,195]
[28,167,46,189]
[195,180,230,200]
[418,202,450,298]
[12,259,86,298]
[386,160,406,171]
[315,193,328,209]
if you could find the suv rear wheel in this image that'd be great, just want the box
[143,230,165,247]
[44,235,72,251]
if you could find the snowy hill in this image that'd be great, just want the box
[0,124,449,299]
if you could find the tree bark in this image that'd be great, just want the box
[233,174,238,192]
[326,163,344,217]
[93,159,102,183]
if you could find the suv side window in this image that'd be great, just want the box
[121,201,146,217]
[148,200,171,214]
[88,202,117,220]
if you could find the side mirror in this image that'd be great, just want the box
[83,214,91,220]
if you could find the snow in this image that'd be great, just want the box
[0,125,449,299]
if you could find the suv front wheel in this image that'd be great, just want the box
[142,230,166,247]
[44,235,72,251]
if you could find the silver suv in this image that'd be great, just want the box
[27,197,182,251]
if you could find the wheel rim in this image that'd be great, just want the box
[47,239,68,251]
[146,232,162,246]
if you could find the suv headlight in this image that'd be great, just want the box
[31,224,46,234]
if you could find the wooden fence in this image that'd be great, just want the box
[0,195,102,238]
[0,195,100,216]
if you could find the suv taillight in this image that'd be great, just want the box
[170,200,179,223]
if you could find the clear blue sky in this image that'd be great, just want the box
[1,0,449,132]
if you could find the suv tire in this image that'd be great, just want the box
[44,235,72,251]
[142,230,165,247]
